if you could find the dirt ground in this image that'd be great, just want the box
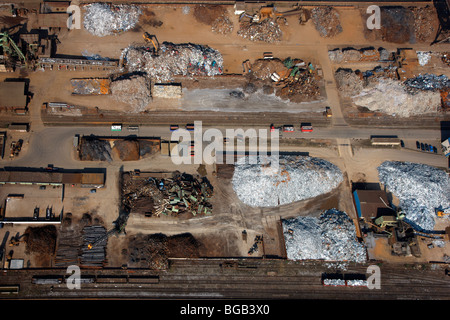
[0,3,449,270]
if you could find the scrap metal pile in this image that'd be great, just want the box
[80,226,107,267]
[232,155,343,207]
[121,42,223,82]
[122,172,213,217]
[110,74,152,112]
[71,78,111,95]
[211,15,234,35]
[83,3,142,37]
[282,209,367,263]
[377,161,450,231]
[335,69,444,117]
[237,18,282,42]
[311,6,342,38]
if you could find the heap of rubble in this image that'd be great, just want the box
[83,3,142,37]
[311,6,342,38]
[121,172,213,217]
[211,15,234,35]
[110,74,152,112]
[237,18,282,43]
[282,209,367,262]
[232,155,343,207]
[121,42,223,82]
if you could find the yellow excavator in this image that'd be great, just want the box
[436,209,450,218]
[142,33,160,56]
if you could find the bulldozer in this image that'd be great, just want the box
[142,33,160,56]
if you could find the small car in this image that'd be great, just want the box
[425,143,429,151]
[90,189,97,194]
[400,140,404,148]
[429,145,434,153]
[416,141,420,149]
[421,143,425,151]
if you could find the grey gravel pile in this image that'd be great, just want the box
[232,155,343,207]
[377,161,450,231]
[282,209,367,262]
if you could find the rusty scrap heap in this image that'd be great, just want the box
[122,172,213,217]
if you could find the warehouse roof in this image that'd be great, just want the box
[0,82,27,108]
[353,189,394,220]
[0,170,104,187]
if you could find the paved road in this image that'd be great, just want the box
[1,124,446,169]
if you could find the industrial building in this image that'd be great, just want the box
[353,189,395,220]
[0,169,105,188]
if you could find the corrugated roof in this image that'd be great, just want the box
[353,190,393,220]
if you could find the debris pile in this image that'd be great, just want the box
[110,74,152,112]
[79,138,113,162]
[232,155,343,207]
[24,225,57,255]
[282,209,366,262]
[248,57,323,102]
[377,161,450,231]
[409,5,437,42]
[328,48,386,63]
[417,51,431,66]
[121,171,213,217]
[404,74,450,91]
[121,42,223,82]
[211,15,234,35]
[442,53,450,67]
[153,83,182,98]
[351,77,441,117]
[127,233,200,269]
[79,137,160,161]
[83,3,142,37]
[237,18,282,42]
[71,78,110,95]
[311,6,342,38]
[334,69,364,97]
[80,225,107,267]
[193,5,226,25]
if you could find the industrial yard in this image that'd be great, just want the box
[0,0,449,305]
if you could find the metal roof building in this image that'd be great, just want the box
[0,170,105,188]
[353,189,395,220]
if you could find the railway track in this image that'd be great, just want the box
[1,259,448,300]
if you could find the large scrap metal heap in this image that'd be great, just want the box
[122,171,213,218]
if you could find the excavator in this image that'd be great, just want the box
[436,208,450,218]
[9,233,28,247]
[142,33,160,56]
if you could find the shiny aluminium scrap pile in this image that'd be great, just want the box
[378,161,450,231]
[404,74,450,91]
[232,155,343,207]
[282,209,367,262]
[121,42,223,82]
[83,3,142,37]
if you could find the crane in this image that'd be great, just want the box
[0,31,27,66]
[142,33,160,56]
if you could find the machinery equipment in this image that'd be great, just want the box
[87,214,128,250]
[9,234,27,246]
[142,33,160,56]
